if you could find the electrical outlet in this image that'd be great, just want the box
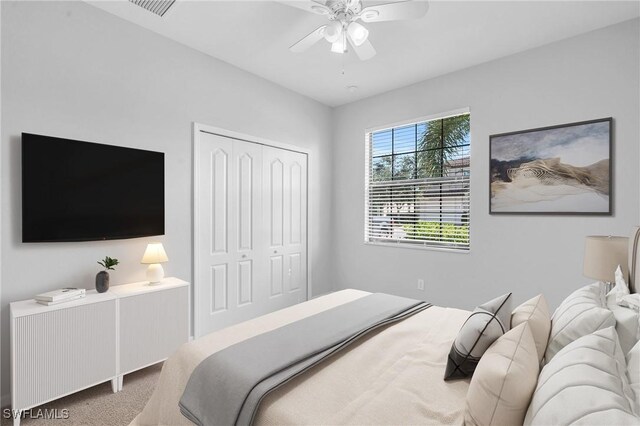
[417,279,425,291]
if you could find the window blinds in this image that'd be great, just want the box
[365,113,470,250]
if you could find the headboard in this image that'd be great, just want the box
[630,226,640,294]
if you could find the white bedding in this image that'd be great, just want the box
[525,327,638,425]
[132,290,471,425]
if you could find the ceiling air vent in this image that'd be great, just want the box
[129,0,176,17]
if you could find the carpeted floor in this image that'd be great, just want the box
[2,363,162,426]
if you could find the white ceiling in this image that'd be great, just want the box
[87,1,639,107]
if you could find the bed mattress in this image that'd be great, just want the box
[132,289,471,425]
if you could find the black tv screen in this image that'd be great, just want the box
[22,133,165,242]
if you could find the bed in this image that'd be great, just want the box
[132,227,640,426]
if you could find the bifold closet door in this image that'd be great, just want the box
[197,133,265,333]
[196,132,308,336]
[262,146,308,313]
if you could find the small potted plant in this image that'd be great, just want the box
[96,256,119,293]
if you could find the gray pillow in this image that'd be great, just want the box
[444,293,512,380]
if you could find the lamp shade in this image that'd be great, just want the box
[141,242,168,264]
[583,236,628,282]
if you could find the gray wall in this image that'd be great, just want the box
[0,1,333,400]
[1,0,639,408]
[331,19,640,311]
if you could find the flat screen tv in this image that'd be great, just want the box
[22,133,165,242]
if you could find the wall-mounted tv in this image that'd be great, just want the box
[22,133,165,242]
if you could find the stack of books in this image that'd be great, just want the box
[35,288,86,306]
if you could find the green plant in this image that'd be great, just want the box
[98,256,119,271]
[403,221,469,244]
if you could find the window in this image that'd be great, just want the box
[365,112,470,250]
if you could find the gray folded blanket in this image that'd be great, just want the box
[179,293,431,426]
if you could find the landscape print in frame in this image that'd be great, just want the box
[490,117,612,214]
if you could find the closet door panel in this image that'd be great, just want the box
[210,264,228,313]
[237,153,254,252]
[285,155,307,296]
[269,159,284,248]
[233,141,263,309]
[263,148,285,301]
[198,134,235,328]
[237,260,253,306]
[211,149,229,255]
[197,133,263,334]
[289,161,303,245]
[270,255,284,297]
[263,146,308,308]
[288,253,302,292]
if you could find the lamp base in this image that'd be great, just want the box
[146,263,165,285]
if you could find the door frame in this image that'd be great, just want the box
[192,122,312,338]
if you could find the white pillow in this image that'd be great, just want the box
[525,327,638,425]
[607,298,640,355]
[628,340,640,406]
[545,282,615,361]
[605,267,640,354]
[608,264,631,303]
[465,323,539,426]
[511,294,551,363]
[621,293,640,311]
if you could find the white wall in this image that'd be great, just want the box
[0,1,333,400]
[2,0,639,409]
[331,19,640,311]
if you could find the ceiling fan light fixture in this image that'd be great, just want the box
[324,20,343,43]
[288,0,430,60]
[331,37,346,54]
[347,21,369,46]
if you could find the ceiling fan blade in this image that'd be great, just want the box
[348,36,376,60]
[360,1,429,23]
[290,26,327,53]
[278,1,332,16]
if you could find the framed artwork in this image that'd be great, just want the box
[490,117,612,215]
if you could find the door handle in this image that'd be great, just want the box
[241,254,247,259]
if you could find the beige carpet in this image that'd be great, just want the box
[2,363,162,426]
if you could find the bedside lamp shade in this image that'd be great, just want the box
[583,236,628,283]
[141,243,168,284]
[141,243,168,264]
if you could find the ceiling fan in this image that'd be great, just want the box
[285,0,429,60]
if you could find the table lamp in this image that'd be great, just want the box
[141,242,169,285]
[583,235,628,292]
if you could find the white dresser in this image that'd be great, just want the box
[9,277,189,426]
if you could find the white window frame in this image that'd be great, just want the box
[364,107,471,253]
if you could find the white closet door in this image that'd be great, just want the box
[262,146,308,312]
[197,133,264,333]
[196,132,308,336]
